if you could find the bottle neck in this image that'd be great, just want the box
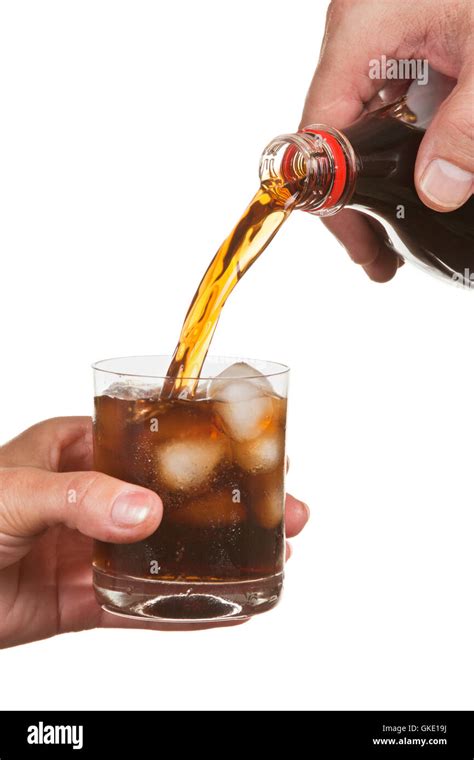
[259,125,356,215]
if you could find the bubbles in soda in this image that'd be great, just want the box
[93,362,286,582]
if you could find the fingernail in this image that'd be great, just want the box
[112,491,153,526]
[420,159,473,209]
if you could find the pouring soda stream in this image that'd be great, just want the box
[92,72,474,622]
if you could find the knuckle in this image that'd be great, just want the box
[326,0,347,22]
[0,468,26,532]
[68,471,104,513]
[0,467,19,501]
[450,109,473,142]
[330,0,353,9]
[0,470,10,516]
[443,109,474,170]
[331,0,365,14]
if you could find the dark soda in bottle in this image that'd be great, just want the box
[260,74,474,285]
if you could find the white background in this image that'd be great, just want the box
[0,0,473,711]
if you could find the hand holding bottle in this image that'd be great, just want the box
[301,0,473,282]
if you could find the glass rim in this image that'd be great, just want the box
[92,354,290,381]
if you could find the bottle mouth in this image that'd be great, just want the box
[259,131,331,211]
[259,125,353,215]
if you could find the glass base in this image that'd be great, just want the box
[93,567,283,623]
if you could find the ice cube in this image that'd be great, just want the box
[167,489,246,526]
[235,430,284,473]
[104,381,161,401]
[210,363,274,442]
[209,361,273,393]
[156,438,226,491]
[252,486,284,530]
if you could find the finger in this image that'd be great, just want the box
[323,209,400,282]
[285,493,310,537]
[0,417,92,472]
[299,0,420,129]
[362,248,400,283]
[286,541,292,562]
[416,64,474,211]
[300,1,375,127]
[0,467,162,568]
[59,421,93,472]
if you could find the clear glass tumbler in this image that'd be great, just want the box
[92,355,289,622]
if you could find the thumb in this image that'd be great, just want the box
[0,467,162,568]
[416,64,474,211]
